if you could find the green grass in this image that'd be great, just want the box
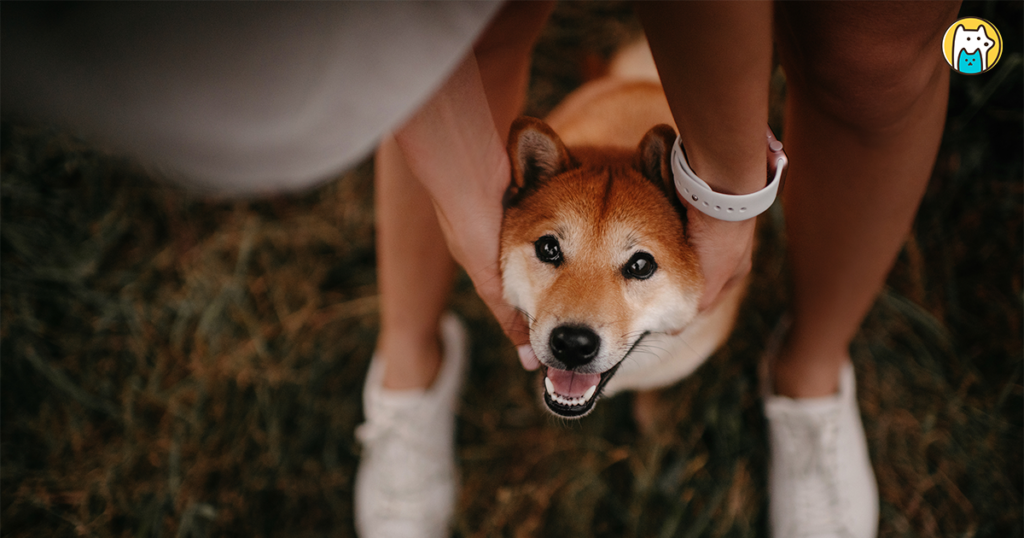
[2,2,1021,537]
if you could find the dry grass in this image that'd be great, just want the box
[2,2,1021,537]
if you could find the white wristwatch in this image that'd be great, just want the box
[671,126,788,222]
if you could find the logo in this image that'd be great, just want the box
[943,18,1003,74]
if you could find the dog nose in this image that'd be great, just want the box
[549,325,600,367]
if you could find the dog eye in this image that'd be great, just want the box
[534,235,563,266]
[623,252,657,280]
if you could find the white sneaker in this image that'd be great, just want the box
[764,362,879,538]
[354,313,467,538]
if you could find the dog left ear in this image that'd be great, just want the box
[506,117,571,205]
[636,124,678,198]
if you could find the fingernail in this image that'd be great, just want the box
[517,345,540,371]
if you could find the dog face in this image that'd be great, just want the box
[500,117,704,418]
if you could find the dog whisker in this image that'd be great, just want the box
[514,307,536,325]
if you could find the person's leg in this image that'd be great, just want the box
[766,3,960,537]
[774,1,961,398]
[374,136,457,390]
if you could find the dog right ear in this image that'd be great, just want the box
[637,124,689,221]
[637,124,678,196]
[506,117,571,203]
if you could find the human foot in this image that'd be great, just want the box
[355,313,467,538]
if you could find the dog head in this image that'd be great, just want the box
[499,117,704,418]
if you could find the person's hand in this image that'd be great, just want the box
[682,206,756,312]
[424,156,539,371]
[393,51,539,371]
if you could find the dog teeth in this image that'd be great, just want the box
[544,376,599,408]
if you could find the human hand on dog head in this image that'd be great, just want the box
[669,132,761,313]
[428,193,539,371]
[393,52,539,371]
[665,132,763,313]
[682,209,755,312]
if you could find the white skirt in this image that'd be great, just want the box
[1,2,502,194]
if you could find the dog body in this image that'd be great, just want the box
[500,49,746,418]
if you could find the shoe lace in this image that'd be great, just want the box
[781,410,852,538]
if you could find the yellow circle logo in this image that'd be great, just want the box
[943,18,1003,74]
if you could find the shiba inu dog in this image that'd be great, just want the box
[499,45,747,419]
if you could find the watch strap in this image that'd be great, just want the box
[671,126,788,222]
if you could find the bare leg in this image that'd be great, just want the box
[374,1,554,391]
[374,137,456,390]
[774,2,961,397]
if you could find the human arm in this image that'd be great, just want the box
[393,51,539,370]
[637,1,774,310]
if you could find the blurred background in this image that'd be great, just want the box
[2,2,1020,537]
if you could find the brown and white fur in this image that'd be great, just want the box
[499,41,746,419]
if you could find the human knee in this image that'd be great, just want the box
[802,41,945,132]
[777,3,958,133]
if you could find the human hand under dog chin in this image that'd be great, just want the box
[683,205,756,313]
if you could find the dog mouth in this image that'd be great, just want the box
[540,332,648,418]
[542,363,622,418]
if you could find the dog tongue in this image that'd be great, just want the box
[546,367,600,398]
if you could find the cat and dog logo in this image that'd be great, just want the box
[943,18,1003,75]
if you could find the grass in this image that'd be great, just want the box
[2,2,1021,537]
